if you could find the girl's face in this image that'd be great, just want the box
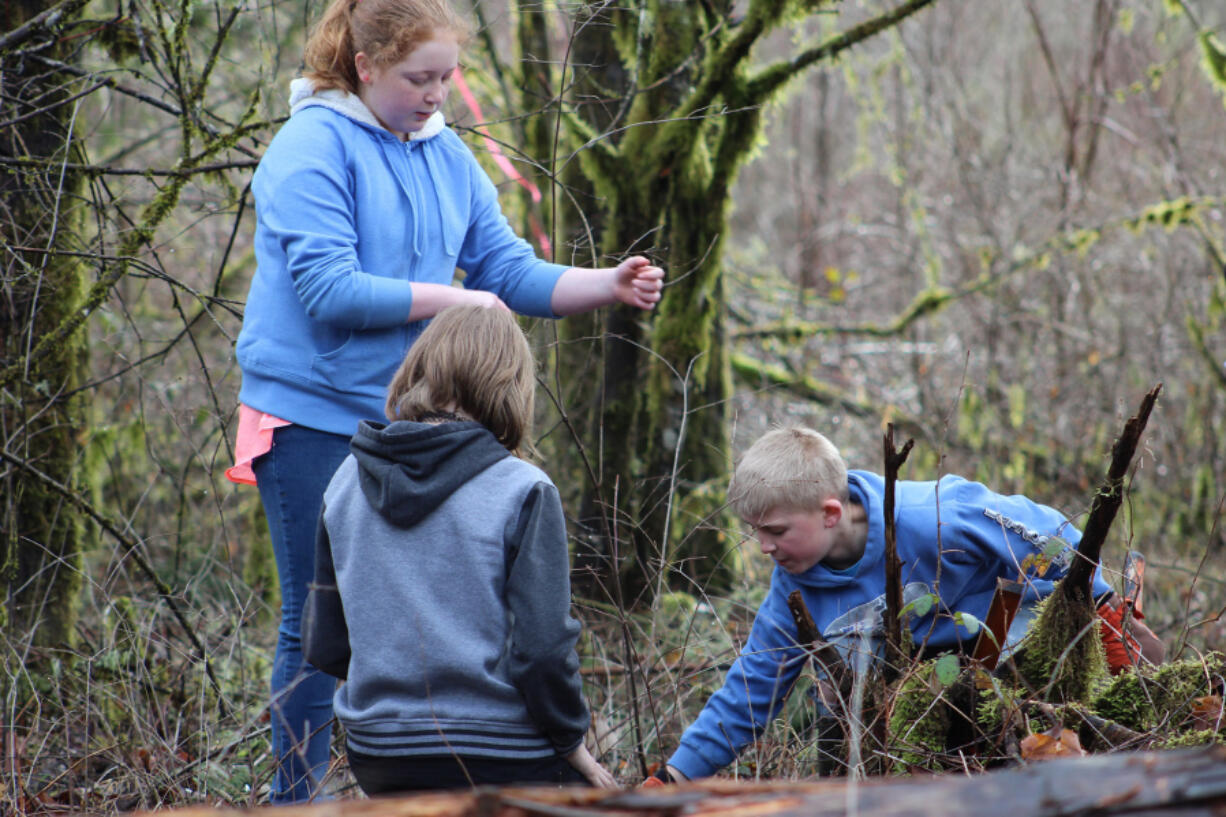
[355,31,459,139]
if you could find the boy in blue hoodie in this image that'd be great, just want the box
[650,426,1163,783]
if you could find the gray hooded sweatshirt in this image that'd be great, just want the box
[305,419,589,759]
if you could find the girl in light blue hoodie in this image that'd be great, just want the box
[227,0,663,802]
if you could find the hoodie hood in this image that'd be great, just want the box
[288,77,447,141]
[349,419,510,527]
[785,470,886,590]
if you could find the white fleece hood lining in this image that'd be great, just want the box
[288,76,446,141]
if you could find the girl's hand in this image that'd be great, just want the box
[611,256,664,310]
[566,743,618,789]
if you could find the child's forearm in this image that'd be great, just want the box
[406,282,507,321]
[549,257,663,315]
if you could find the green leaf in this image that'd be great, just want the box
[1043,535,1069,558]
[976,624,1000,648]
[900,593,936,618]
[954,611,982,636]
[934,653,960,686]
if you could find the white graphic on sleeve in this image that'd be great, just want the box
[982,508,1072,570]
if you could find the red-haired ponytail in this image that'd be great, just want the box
[302,0,471,95]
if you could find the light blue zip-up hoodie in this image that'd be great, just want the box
[236,80,569,436]
[667,471,1114,779]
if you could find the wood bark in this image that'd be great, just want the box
[149,746,1226,817]
[881,424,913,677]
[1063,384,1162,602]
[786,590,851,698]
[1,0,89,645]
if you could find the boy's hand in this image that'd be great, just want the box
[612,256,664,310]
[640,765,687,787]
[566,744,617,789]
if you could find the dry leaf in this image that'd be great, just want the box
[1021,728,1086,760]
[1187,695,1223,731]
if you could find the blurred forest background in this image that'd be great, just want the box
[2,0,1224,811]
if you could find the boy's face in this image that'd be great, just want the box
[744,505,837,574]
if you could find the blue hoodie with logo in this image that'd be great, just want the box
[667,470,1114,780]
[236,80,569,436]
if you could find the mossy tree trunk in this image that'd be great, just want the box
[513,0,940,605]
[0,0,92,647]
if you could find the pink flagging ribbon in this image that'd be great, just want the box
[453,70,552,260]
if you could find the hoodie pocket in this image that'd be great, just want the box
[311,325,406,394]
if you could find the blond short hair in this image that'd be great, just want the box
[303,0,472,96]
[729,427,849,521]
[385,306,535,453]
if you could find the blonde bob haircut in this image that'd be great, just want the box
[385,305,535,453]
[729,427,849,521]
[302,0,472,96]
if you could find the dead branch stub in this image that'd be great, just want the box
[1063,383,1162,603]
[882,423,914,678]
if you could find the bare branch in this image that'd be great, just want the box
[0,0,92,52]
[745,0,939,101]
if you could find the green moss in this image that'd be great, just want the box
[1063,228,1101,258]
[1015,590,1108,703]
[1091,671,1152,731]
[2,52,91,646]
[1125,196,1202,233]
[888,660,954,770]
[1153,729,1225,749]
[1198,30,1226,95]
[1091,653,1225,732]
[976,675,1027,736]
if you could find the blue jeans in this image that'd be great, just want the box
[253,424,353,804]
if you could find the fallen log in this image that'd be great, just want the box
[148,745,1226,817]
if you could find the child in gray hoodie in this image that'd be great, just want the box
[304,305,614,793]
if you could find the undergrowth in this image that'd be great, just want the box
[3,528,1225,814]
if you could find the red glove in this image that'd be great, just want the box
[1098,600,1145,675]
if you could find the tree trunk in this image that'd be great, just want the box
[0,0,90,647]
[509,0,940,606]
